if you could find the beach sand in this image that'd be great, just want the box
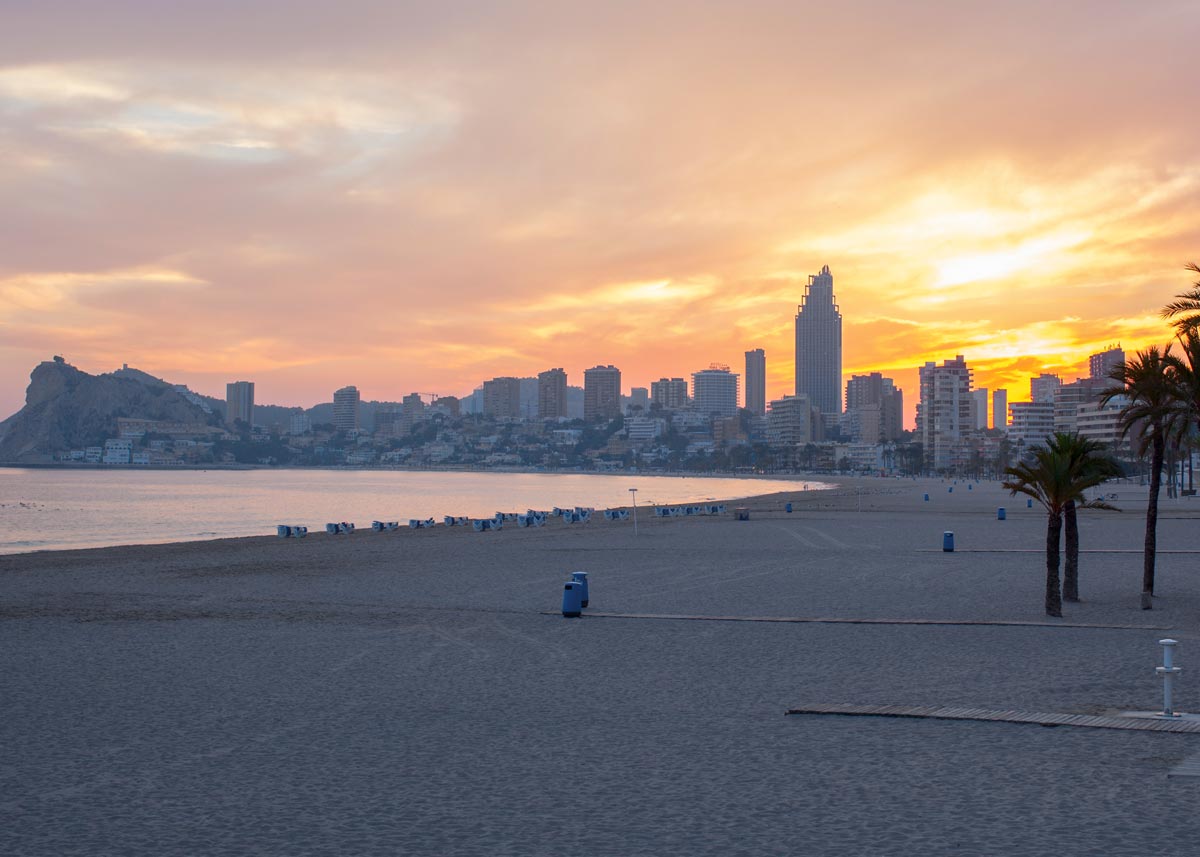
[3,475,1200,855]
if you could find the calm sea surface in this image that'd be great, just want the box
[0,468,824,555]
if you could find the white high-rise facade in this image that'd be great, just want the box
[333,385,360,432]
[692,366,740,418]
[794,265,842,420]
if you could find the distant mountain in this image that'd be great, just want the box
[0,358,221,463]
[0,359,418,461]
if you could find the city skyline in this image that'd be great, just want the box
[2,3,1198,422]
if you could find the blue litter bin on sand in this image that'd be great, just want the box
[997,507,1006,520]
[785,502,792,513]
[1027,498,1033,508]
[948,486,954,493]
[562,581,583,617]
[924,493,930,502]
[943,531,955,552]
[571,571,589,608]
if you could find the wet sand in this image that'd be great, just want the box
[3,476,1200,855]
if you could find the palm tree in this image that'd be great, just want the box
[1102,346,1186,609]
[1003,435,1118,617]
[1053,433,1122,602]
[1161,262,1200,335]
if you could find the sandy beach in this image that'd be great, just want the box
[3,475,1200,855]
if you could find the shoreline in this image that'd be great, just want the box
[0,470,844,556]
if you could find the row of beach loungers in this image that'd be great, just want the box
[277,504,726,537]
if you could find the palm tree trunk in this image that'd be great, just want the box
[1144,432,1165,608]
[1046,510,1063,617]
[1063,500,1080,602]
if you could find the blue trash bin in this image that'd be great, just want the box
[943,531,955,552]
[924,493,930,502]
[562,581,582,617]
[571,571,589,608]
[785,502,793,513]
[997,507,1006,520]
[1027,498,1033,508]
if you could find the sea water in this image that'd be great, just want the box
[0,468,823,554]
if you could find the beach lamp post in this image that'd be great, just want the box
[629,488,638,537]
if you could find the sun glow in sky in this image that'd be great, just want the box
[1,1,1199,427]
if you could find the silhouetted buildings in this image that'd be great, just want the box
[583,365,621,422]
[744,348,766,415]
[226,381,254,427]
[795,265,842,422]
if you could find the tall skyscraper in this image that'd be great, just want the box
[333,385,360,432]
[482,376,522,419]
[794,265,843,419]
[650,377,688,410]
[226,381,254,427]
[1089,345,1125,380]
[537,368,568,419]
[745,348,766,415]
[583,365,621,422]
[916,356,972,472]
[691,365,740,418]
[993,389,1008,429]
[969,388,989,430]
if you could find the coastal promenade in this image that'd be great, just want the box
[3,476,1200,855]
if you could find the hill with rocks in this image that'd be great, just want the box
[0,358,225,463]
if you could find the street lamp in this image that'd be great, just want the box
[629,487,638,537]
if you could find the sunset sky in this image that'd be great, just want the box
[2,1,1198,426]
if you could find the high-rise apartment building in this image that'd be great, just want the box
[916,356,972,472]
[767,394,818,446]
[1089,345,1125,380]
[650,377,688,410]
[993,389,1008,429]
[692,365,740,418]
[583,365,622,422]
[333,385,360,432]
[482,376,522,419]
[537,368,568,419]
[1008,401,1055,447]
[226,381,254,427]
[795,265,843,419]
[844,372,904,443]
[1053,377,1109,433]
[969,388,989,430]
[1030,373,1062,404]
[745,348,766,415]
[628,387,649,412]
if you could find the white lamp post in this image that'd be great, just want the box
[629,487,638,537]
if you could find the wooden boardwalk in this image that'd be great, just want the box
[546,611,1168,631]
[787,703,1200,734]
